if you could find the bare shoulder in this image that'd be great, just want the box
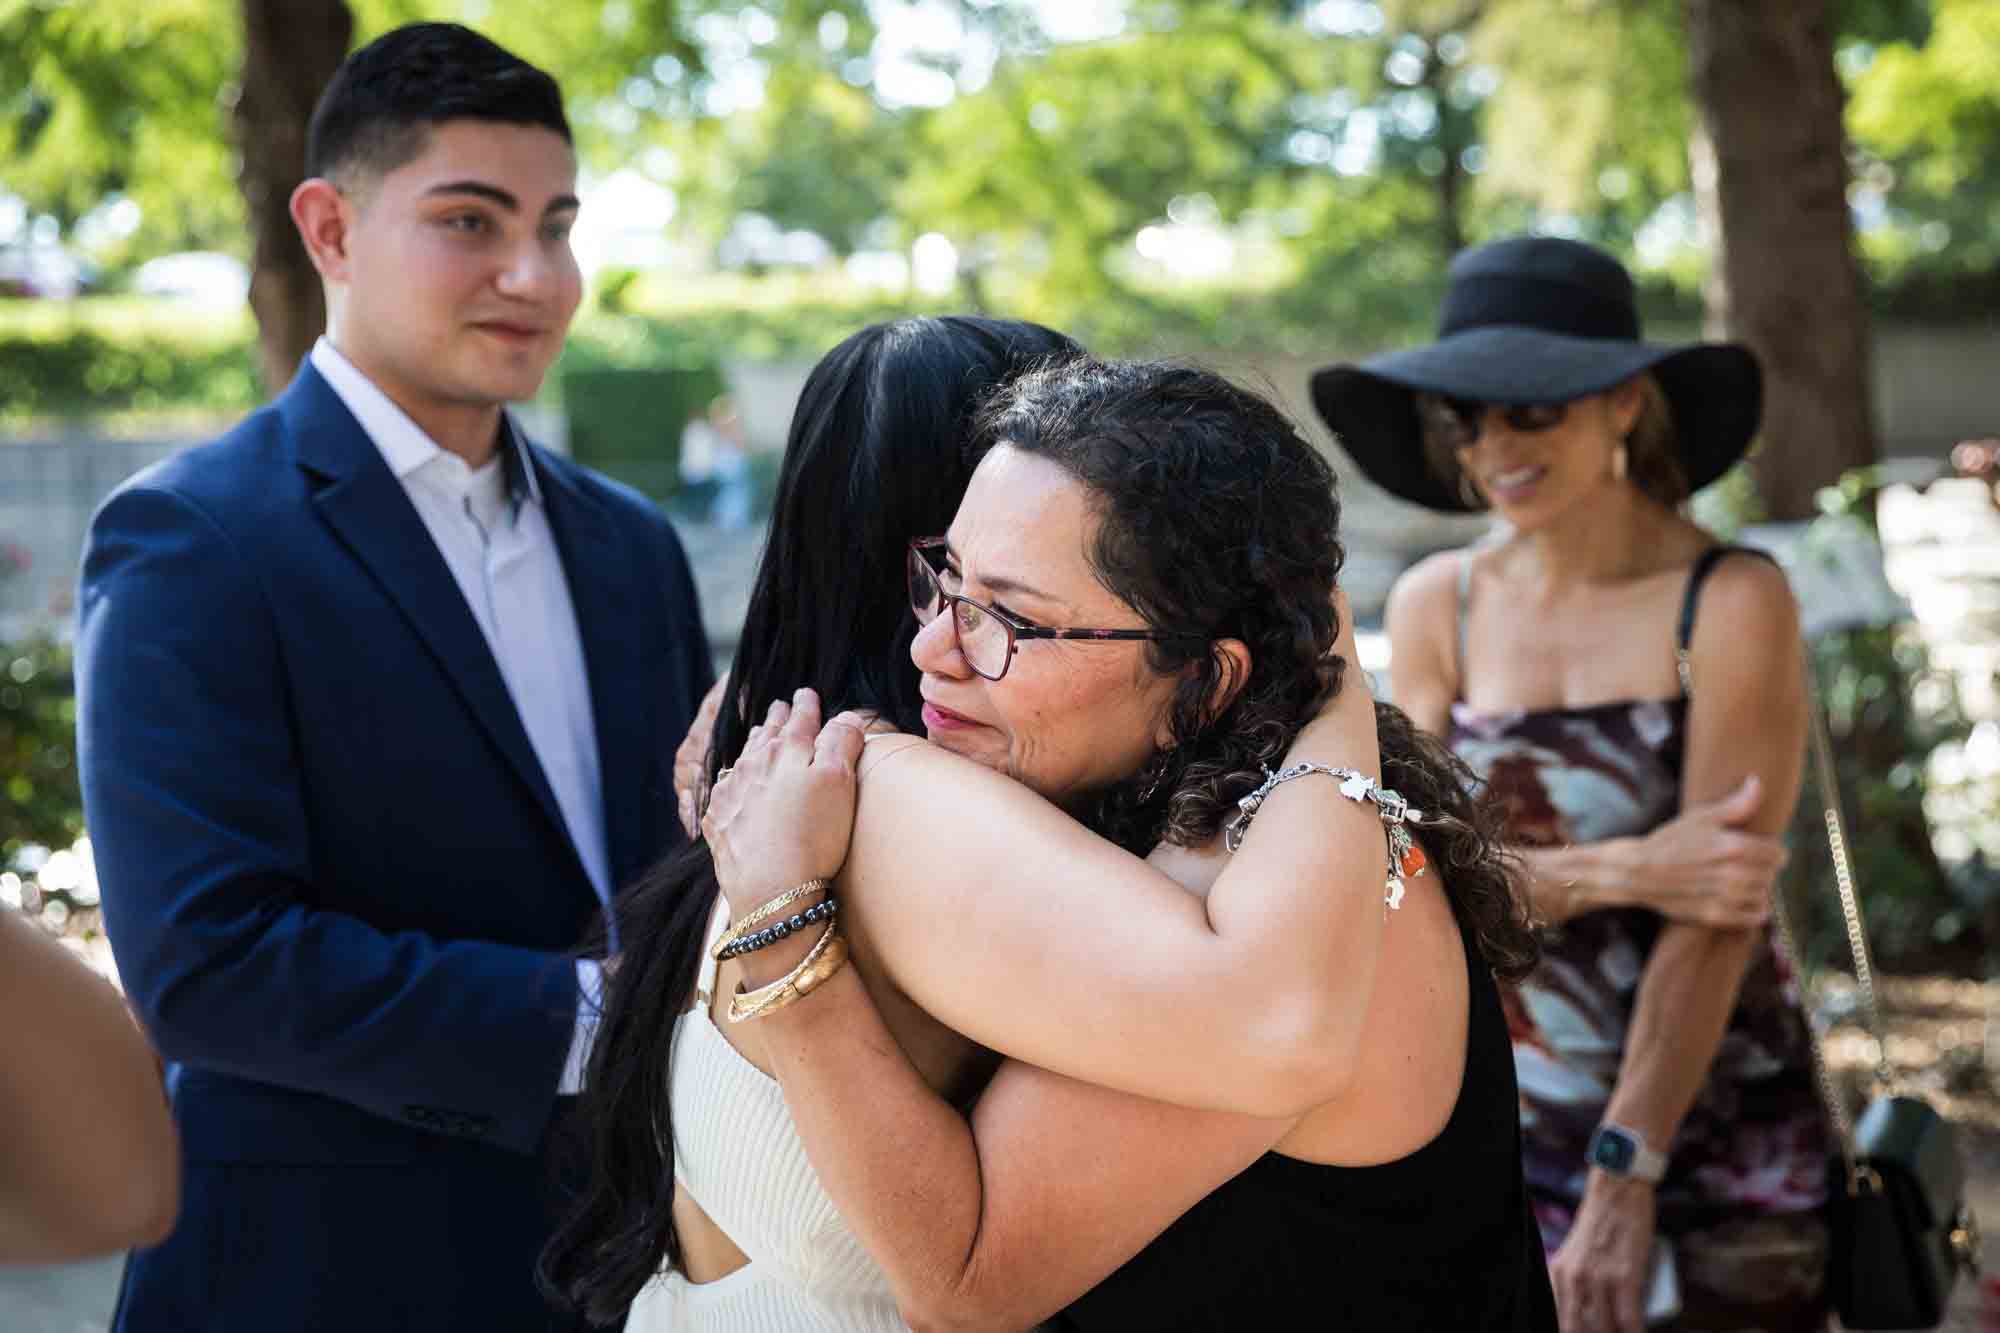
[1691,550,1802,663]
[1385,547,1468,629]
[856,732,928,779]
[1385,546,1480,702]
[854,734,1026,805]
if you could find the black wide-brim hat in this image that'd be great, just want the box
[1310,235,1763,513]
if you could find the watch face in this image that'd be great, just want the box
[1590,1129,1637,1173]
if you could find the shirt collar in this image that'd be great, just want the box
[309,337,541,511]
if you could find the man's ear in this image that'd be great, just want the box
[290,178,354,282]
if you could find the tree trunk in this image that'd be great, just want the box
[234,0,353,397]
[1682,0,1875,521]
[1422,49,1468,258]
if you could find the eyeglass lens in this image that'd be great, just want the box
[908,546,1011,679]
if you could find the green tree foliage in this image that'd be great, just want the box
[1473,0,1692,242]
[0,637,81,864]
[5,0,1995,342]
[665,57,910,253]
[901,8,1311,309]
[0,0,239,262]
[889,1,1518,347]
[0,0,727,260]
[1848,0,2000,290]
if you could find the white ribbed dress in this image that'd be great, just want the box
[625,903,908,1332]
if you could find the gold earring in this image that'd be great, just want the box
[1612,444,1629,482]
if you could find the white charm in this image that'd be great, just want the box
[1340,772,1374,803]
[1384,878,1406,910]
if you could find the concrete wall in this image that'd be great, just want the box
[0,434,185,633]
[1873,325,2000,456]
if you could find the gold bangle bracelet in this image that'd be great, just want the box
[728,923,850,1023]
[710,878,830,961]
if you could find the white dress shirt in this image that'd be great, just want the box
[311,338,607,1094]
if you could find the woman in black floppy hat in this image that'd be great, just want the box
[1318,236,1833,1333]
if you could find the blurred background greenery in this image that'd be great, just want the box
[4,2,1996,421]
[2,0,1998,968]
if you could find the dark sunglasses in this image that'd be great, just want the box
[1417,393,1569,451]
[907,538,1206,683]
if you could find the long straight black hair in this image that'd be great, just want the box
[540,316,1082,1324]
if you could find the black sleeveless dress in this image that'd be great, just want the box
[1052,914,1558,1331]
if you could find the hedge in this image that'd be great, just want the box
[0,292,916,427]
[0,301,263,421]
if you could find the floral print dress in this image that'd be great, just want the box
[1446,551,1833,1328]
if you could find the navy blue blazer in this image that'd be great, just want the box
[76,363,711,1330]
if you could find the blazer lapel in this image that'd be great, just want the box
[533,448,655,889]
[280,368,578,866]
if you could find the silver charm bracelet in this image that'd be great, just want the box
[1223,763,1429,909]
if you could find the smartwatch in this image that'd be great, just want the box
[1586,1123,1668,1184]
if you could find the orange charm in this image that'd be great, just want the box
[1398,841,1428,879]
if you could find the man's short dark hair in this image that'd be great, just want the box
[305,22,570,184]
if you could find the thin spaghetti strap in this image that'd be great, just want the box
[1455,552,1474,696]
[1675,545,1779,696]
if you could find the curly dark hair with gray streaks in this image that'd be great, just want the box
[974,357,1536,981]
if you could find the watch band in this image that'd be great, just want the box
[1589,1122,1668,1184]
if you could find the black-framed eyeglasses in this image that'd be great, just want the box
[1417,393,1569,451]
[907,538,1206,683]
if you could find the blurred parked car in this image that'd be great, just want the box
[0,243,97,299]
[132,251,250,307]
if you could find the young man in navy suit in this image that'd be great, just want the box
[75,24,711,1330]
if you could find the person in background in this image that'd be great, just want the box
[1318,234,1830,1333]
[679,395,754,529]
[0,910,178,1263]
[1953,437,1999,507]
[75,24,709,1330]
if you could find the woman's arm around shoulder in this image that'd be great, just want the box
[708,707,1301,1327]
[772,1022,1296,1333]
[837,599,1389,1117]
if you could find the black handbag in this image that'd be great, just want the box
[1771,658,1980,1330]
[1822,1096,1978,1328]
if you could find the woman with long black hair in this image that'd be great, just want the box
[543,314,1079,1326]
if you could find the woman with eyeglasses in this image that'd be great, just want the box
[1314,235,1831,1333]
[563,350,1557,1332]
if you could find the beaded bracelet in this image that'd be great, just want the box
[715,896,841,961]
[710,877,830,961]
[1223,763,1429,910]
[728,922,851,1023]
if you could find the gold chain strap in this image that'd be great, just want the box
[1765,650,1895,1193]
